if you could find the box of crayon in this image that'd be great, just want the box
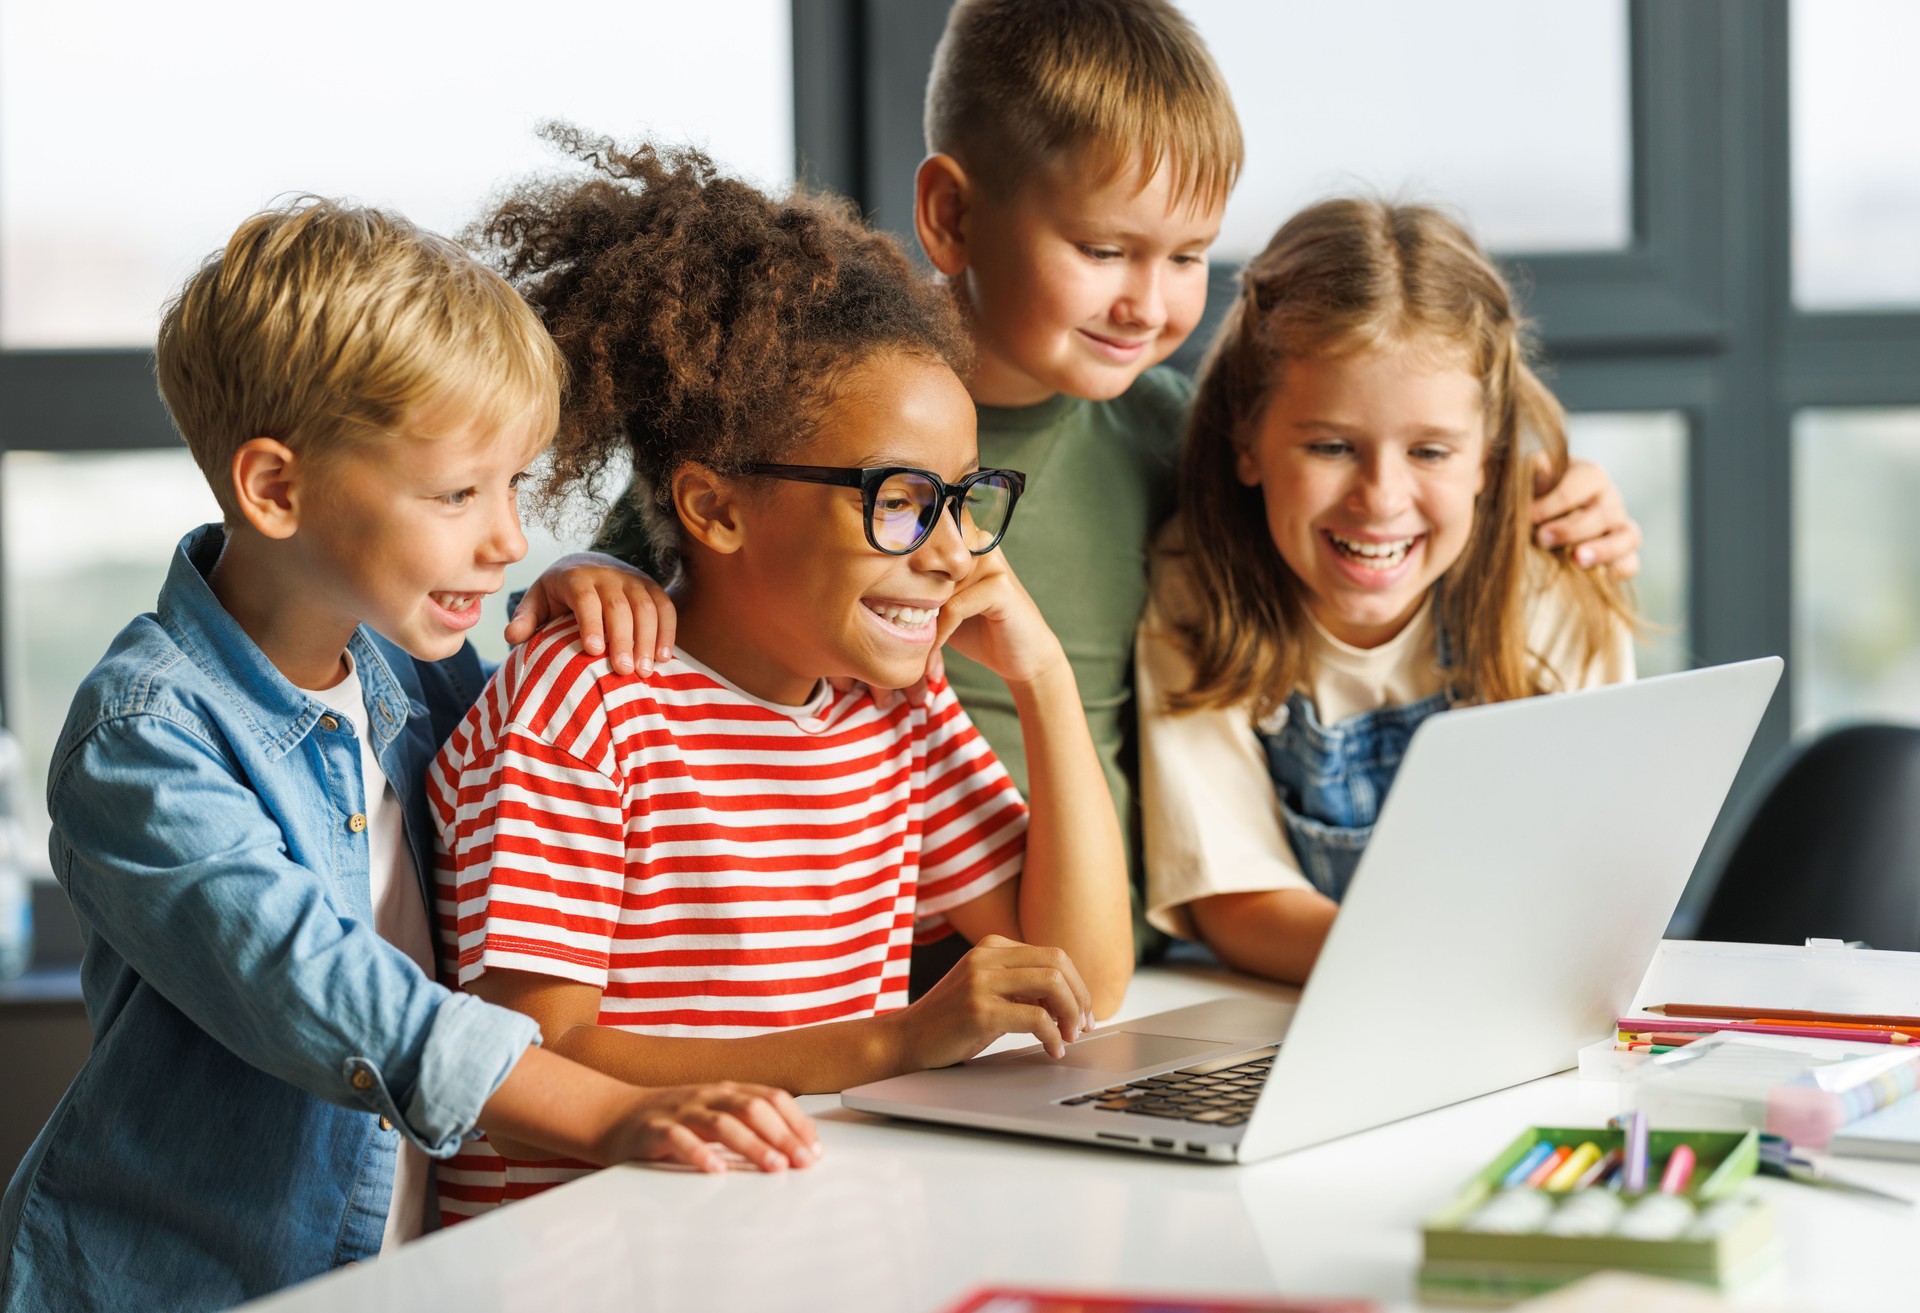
[1418,1125,1778,1306]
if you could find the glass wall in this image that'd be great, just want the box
[1565,412,1690,678]
[1793,409,1920,731]
[1178,0,1631,260]
[0,0,794,346]
[1791,0,1920,310]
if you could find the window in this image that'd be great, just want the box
[1178,0,1631,260]
[0,0,794,346]
[1565,412,1689,677]
[1792,408,1920,731]
[1790,0,1920,310]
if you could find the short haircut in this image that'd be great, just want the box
[924,0,1243,208]
[156,197,564,514]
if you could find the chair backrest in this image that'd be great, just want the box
[1694,723,1920,951]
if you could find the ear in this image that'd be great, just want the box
[914,153,973,278]
[1232,439,1263,488]
[229,438,303,540]
[671,463,747,555]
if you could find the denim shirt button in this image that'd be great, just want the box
[348,813,368,833]
[379,1116,393,1132]
[351,1069,374,1091]
[318,714,339,732]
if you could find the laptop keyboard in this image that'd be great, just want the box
[1057,1044,1279,1126]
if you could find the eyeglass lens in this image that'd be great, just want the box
[871,471,1016,554]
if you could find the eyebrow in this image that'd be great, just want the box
[857,454,983,476]
[1291,421,1472,440]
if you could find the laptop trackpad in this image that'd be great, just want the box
[1002,1030,1221,1073]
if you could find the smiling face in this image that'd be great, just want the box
[956,156,1223,408]
[1236,340,1489,649]
[293,405,544,665]
[672,351,985,705]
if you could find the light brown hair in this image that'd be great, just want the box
[156,197,563,515]
[1171,198,1637,719]
[924,0,1243,208]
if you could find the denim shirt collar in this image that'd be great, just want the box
[159,524,415,762]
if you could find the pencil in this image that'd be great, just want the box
[1618,1017,1912,1045]
[1651,1003,1920,1030]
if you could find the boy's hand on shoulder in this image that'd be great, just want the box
[607,1081,821,1174]
[893,933,1094,1069]
[1530,453,1642,577]
[508,551,677,675]
[934,551,1065,690]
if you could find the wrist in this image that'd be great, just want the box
[1005,651,1075,706]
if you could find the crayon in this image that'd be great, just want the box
[1524,1144,1572,1189]
[1574,1146,1623,1190]
[1500,1141,1557,1189]
[1661,1143,1697,1195]
[1544,1142,1602,1192]
[1611,1110,1649,1193]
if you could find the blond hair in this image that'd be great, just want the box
[924,0,1243,208]
[1171,198,1637,719]
[155,197,563,514]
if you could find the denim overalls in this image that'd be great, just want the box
[1258,626,1456,902]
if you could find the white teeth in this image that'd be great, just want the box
[864,601,938,630]
[436,593,477,612]
[1328,533,1416,568]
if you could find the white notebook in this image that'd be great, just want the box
[1829,1094,1920,1162]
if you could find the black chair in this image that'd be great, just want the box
[1693,723,1920,951]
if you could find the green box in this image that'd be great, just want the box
[1418,1126,1779,1306]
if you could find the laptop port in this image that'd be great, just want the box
[1096,1132,1139,1144]
[1151,1137,1175,1150]
[1186,1143,1209,1155]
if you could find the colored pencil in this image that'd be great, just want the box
[1618,1017,1912,1045]
[1618,1032,1709,1046]
[1651,1003,1920,1030]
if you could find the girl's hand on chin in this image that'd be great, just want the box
[934,551,1066,690]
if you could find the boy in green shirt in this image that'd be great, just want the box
[600,0,1640,964]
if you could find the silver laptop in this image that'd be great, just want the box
[844,657,1783,1163]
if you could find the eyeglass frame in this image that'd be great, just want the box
[742,462,1028,557]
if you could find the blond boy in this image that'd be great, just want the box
[0,200,814,1313]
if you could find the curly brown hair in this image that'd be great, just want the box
[473,126,970,565]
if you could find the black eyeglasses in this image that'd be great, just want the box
[744,463,1027,556]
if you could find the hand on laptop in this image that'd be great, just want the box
[894,934,1094,1067]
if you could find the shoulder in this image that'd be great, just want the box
[1520,553,1637,690]
[52,615,235,784]
[1098,366,1192,460]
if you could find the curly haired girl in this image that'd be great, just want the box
[427,130,1133,1219]
[1139,199,1639,984]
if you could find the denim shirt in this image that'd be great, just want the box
[0,525,541,1313]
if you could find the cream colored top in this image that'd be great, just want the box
[1137,532,1636,941]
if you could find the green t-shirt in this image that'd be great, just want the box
[590,366,1192,960]
[947,367,1189,958]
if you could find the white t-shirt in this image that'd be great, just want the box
[1136,528,1636,941]
[301,654,435,1252]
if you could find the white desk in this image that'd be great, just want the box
[249,966,1920,1312]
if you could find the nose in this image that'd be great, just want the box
[1111,260,1167,333]
[1349,451,1413,520]
[908,497,974,581]
[484,489,530,566]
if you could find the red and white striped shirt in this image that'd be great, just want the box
[428,618,1026,1218]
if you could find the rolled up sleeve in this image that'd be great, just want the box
[52,714,538,1158]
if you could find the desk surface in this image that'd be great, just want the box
[249,966,1920,1313]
